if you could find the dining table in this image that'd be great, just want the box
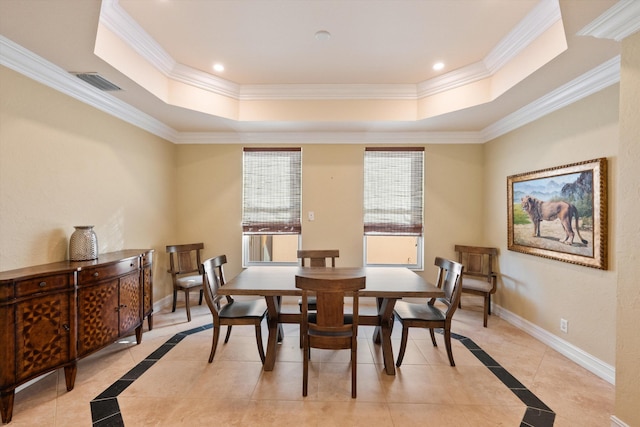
[217,266,444,375]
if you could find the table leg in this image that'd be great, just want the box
[374,297,398,375]
[263,296,281,371]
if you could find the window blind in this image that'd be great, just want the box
[242,148,302,234]
[364,147,424,235]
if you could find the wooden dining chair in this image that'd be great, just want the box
[202,255,267,364]
[296,273,365,398]
[394,257,464,367]
[455,245,498,327]
[297,249,339,311]
[296,249,340,347]
[166,243,205,322]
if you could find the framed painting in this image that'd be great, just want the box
[507,158,607,269]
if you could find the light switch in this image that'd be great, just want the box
[308,211,315,221]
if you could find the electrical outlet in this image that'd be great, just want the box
[560,318,568,333]
[308,211,315,221]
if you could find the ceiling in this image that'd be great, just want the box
[1,0,637,144]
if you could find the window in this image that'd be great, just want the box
[242,148,301,266]
[363,147,424,269]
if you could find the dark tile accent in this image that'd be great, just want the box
[93,380,135,400]
[91,322,556,427]
[120,360,156,381]
[489,366,527,389]
[90,398,121,424]
[93,412,125,427]
[450,333,555,426]
[521,407,556,427]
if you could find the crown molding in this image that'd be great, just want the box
[0,35,178,142]
[101,0,561,102]
[481,55,620,142]
[173,131,484,145]
[577,0,640,42]
[484,0,561,72]
[1,34,620,145]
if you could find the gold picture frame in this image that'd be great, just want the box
[507,158,607,269]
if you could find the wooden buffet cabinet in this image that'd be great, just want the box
[0,250,153,424]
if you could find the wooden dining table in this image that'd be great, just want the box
[217,266,443,375]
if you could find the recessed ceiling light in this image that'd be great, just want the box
[315,30,331,41]
[433,62,445,71]
[213,63,224,72]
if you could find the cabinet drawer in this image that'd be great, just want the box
[0,282,13,301]
[15,274,72,298]
[78,258,139,285]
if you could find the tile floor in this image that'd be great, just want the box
[7,296,614,426]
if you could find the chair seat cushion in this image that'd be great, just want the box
[176,274,203,289]
[298,296,317,311]
[308,313,354,325]
[394,301,445,321]
[461,276,493,292]
[219,299,267,319]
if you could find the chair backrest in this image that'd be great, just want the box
[454,245,497,283]
[295,274,365,343]
[201,255,228,317]
[297,249,339,267]
[166,243,205,276]
[433,257,464,318]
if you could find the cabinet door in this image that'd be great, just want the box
[118,271,141,335]
[78,280,119,356]
[15,292,72,382]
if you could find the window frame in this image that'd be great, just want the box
[242,147,302,267]
[363,147,424,270]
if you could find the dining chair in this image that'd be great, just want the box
[455,245,498,327]
[166,243,205,322]
[296,249,340,347]
[202,255,267,364]
[296,249,339,311]
[296,273,365,398]
[394,257,464,367]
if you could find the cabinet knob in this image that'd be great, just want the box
[39,281,47,288]
[93,272,99,277]
[62,324,70,331]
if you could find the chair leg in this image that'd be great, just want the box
[395,325,409,367]
[199,289,204,305]
[351,342,357,398]
[172,289,178,312]
[224,325,233,343]
[302,336,309,397]
[429,328,437,347]
[443,328,455,367]
[483,294,490,327]
[208,325,220,363]
[254,323,265,364]
[184,289,192,322]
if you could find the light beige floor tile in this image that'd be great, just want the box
[7,299,615,426]
[387,402,474,426]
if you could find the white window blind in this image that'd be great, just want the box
[364,147,424,235]
[242,148,302,234]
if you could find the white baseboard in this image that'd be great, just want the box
[493,304,615,385]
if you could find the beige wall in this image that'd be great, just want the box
[484,85,619,365]
[174,143,485,283]
[0,66,176,297]
[3,42,636,422]
[615,31,640,427]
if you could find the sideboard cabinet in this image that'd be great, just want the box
[0,250,153,424]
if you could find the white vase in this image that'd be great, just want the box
[69,226,98,261]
